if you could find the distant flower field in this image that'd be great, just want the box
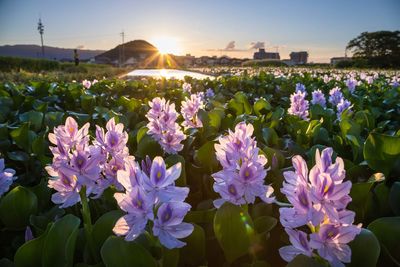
[0,68,399,267]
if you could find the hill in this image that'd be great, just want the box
[94,40,159,65]
[0,44,105,61]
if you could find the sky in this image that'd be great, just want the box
[0,0,399,62]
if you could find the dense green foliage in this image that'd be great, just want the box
[0,69,399,266]
[347,31,400,68]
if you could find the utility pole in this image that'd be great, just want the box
[120,30,125,67]
[37,18,45,58]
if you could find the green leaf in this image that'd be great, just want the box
[389,182,400,215]
[348,228,380,267]
[101,236,157,267]
[0,186,38,229]
[262,127,278,146]
[92,210,124,256]
[80,94,96,113]
[19,111,43,132]
[42,214,81,267]
[162,248,179,267]
[286,255,325,267]
[136,134,162,159]
[368,217,400,264]
[363,132,400,177]
[254,98,271,116]
[10,123,36,152]
[180,224,206,266]
[213,203,255,263]
[194,141,219,172]
[14,224,51,267]
[253,216,277,235]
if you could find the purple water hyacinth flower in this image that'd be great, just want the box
[311,89,326,108]
[0,159,16,197]
[25,226,34,242]
[146,97,186,154]
[82,79,91,89]
[345,77,357,93]
[152,202,193,249]
[328,87,343,106]
[141,155,152,177]
[117,156,143,192]
[113,187,155,241]
[366,76,374,84]
[59,146,103,186]
[47,170,82,208]
[141,156,189,203]
[160,129,185,154]
[279,147,360,266]
[336,98,352,120]
[288,91,309,120]
[213,170,246,208]
[182,82,192,93]
[212,122,275,207]
[310,224,361,267]
[181,93,204,129]
[279,228,313,262]
[147,97,166,120]
[206,88,215,98]
[48,116,90,150]
[95,117,129,157]
[295,83,306,94]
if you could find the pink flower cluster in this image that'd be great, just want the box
[46,117,129,208]
[279,147,361,267]
[181,93,204,129]
[146,97,186,154]
[212,122,275,208]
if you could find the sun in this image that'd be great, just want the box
[152,36,181,55]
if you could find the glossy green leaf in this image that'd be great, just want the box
[213,203,255,263]
[348,228,380,267]
[180,224,206,266]
[92,210,124,256]
[363,133,400,176]
[19,111,43,132]
[42,214,81,267]
[0,186,38,229]
[286,255,325,267]
[14,224,51,267]
[194,141,219,172]
[101,236,157,267]
[389,182,400,215]
[368,216,400,264]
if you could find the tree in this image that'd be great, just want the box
[346,31,400,68]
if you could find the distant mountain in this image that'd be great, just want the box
[95,40,159,65]
[0,44,105,60]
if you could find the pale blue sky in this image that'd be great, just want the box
[0,0,399,62]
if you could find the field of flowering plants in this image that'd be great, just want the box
[0,68,399,267]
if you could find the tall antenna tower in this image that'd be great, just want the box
[120,30,125,67]
[37,18,45,58]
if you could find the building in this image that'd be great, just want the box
[253,48,280,60]
[290,51,308,64]
[330,57,351,65]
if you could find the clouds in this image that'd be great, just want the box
[225,41,236,50]
[249,41,265,50]
[208,41,273,52]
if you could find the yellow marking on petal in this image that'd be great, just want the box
[157,171,161,179]
[245,171,250,177]
[323,184,330,193]
[72,175,78,183]
[69,126,75,134]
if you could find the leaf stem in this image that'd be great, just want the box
[79,186,99,263]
